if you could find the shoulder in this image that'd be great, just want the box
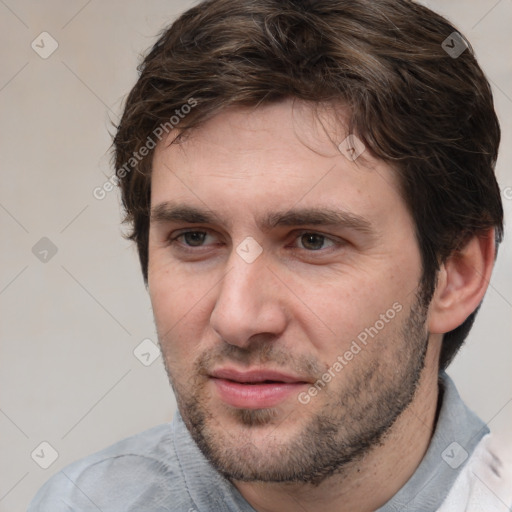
[27,423,196,512]
[438,432,512,511]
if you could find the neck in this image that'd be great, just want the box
[233,362,440,512]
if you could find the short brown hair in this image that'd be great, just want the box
[113,0,503,370]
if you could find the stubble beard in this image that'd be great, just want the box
[163,293,430,486]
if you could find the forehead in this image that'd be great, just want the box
[150,100,407,230]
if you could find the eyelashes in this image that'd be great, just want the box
[167,229,342,254]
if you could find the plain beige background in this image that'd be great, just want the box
[0,1,511,510]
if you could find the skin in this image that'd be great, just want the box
[147,99,495,512]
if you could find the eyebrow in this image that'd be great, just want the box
[150,202,375,235]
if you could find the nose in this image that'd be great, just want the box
[209,247,288,349]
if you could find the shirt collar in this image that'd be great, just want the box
[376,371,489,511]
[172,371,488,512]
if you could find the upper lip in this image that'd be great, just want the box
[210,367,310,384]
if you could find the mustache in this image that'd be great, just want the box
[194,342,324,379]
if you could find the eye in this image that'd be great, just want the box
[169,230,218,248]
[293,232,337,251]
[167,229,341,255]
[179,231,207,247]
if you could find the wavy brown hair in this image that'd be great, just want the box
[113,0,503,370]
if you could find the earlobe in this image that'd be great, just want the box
[428,229,496,334]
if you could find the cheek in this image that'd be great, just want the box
[149,246,198,323]
[294,264,416,360]
[148,264,214,362]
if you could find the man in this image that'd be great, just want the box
[29,0,511,510]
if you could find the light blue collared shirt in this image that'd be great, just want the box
[28,372,489,511]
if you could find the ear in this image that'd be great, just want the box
[428,228,496,334]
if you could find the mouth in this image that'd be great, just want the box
[209,367,310,409]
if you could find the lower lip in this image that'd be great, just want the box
[211,378,307,409]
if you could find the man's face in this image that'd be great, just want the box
[148,100,430,484]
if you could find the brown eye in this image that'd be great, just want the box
[181,231,207,246]
[299,233,329,251]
